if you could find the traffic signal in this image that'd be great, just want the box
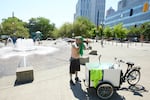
[130,9,133,16]
[134,24,137,27]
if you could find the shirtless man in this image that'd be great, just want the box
[69,36,83,85]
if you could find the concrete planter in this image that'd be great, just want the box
[80,57,89,65]
[16,66,34,84]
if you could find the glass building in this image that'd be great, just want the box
[74,0,105,26]
[105,0,150,28]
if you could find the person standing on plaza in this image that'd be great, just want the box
[69,36,84,85]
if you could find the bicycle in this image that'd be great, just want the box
[84,56,141,99]
[114,57,141,86]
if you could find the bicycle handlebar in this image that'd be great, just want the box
[114,57,136,66]
[114,57,125,63]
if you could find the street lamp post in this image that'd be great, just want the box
[96,10,100,42]
[100,22,104,39]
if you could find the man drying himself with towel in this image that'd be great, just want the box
[69,36,84,85]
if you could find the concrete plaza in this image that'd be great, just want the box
[0,40,150,100]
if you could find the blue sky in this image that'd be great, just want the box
[0,0,119,28]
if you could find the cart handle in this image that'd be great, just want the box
[83,79,89,87]
[99,55,102,64]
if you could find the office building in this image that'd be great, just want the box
[74,0,105,26]
[106,7,115,17]
[105,0,150,28]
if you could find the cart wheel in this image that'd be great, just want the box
[96,83,114,99]
[127,69,140,86]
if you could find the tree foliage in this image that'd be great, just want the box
[57,23,73,37]
[1,16,149,41]
[53,17,95,38]
[28,17,55,39]
[127,22,150,41]
[113,23,128,40]
[141,22,150,41]
[1,17,29,38]
[51,28,60,38]
[128,26,140,37]
[103,26,113,38]
[73,17,95,37]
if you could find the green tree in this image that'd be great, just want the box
[73,17,95,37]
[113,23,128,41]
[51,28,60,38]
[99,25,104,38]
[103,26,113,39]
[88,27,97,38]
[128,26,140,37]
[55,17,94,38]
[141,22,150,41]
[1,17,29,38]
[58,23,73,37]
[128,26,141,42]
[0,24,3,34]
[28,17,55,39]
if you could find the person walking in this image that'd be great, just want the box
[69,36,84,85]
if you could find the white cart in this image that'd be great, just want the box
[84,62,122,99]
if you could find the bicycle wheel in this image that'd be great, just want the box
[127,69,140,86]
[96,83,114,99]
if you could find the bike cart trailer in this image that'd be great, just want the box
[84,57,141,99]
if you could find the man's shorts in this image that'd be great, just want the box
[69,57,80,74]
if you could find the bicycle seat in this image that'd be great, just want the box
[126,62,134,66]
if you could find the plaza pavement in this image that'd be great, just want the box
[0,40,150,100]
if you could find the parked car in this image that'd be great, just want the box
[0,35,9,40]
[130,37,139,42]
[46,38,55,41]
[63,38,75,43]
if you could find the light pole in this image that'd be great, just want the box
[100,22,104,39]
[96,10,99,42]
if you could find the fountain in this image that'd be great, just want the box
[7,37,13,44]
[0,38,58,84]
[14,38,36,51]
[0,38,58,58]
